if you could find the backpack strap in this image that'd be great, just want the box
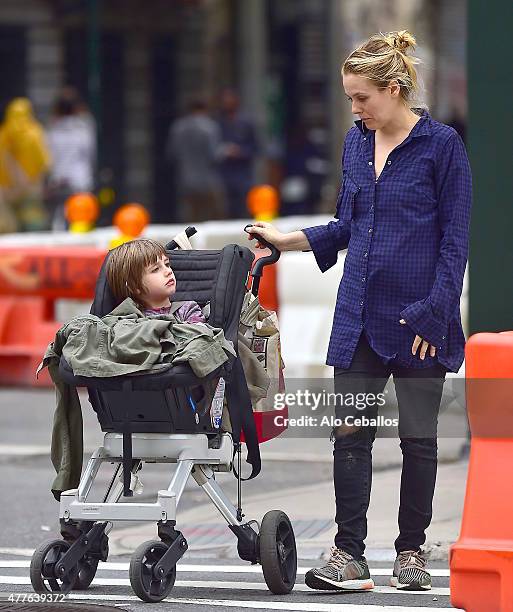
[225,357,261,480]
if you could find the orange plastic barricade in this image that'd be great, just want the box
[450,331,513,612]
[0,247,106,386]
[251,251,278,313]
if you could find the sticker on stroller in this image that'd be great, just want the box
[210,377,225,428]
[251,337,268,368]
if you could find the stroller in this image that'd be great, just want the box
[30,227,297,602]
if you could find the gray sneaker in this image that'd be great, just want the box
[305,547,374,591]
[390,549,431,591]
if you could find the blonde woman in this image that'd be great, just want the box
[248,30,471,592]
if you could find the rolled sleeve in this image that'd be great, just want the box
[302,221,351,272]
[400,131,472,348]
[400,299,446,348]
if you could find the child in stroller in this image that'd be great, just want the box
[106,238,206,324]
[30,228,297,602]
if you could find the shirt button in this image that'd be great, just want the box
[442,335,446,339]
[368,161,373,165]
[368,228,373,233]
[362,277,366,282]
[370,205,374,211]
[363,252,368,257]
[360,300,364,306]
[387,160,392,165]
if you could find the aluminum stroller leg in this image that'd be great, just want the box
[191,464,243,525]
[77,450,104,502]
[166,459,195,506]
[191,464,260,564]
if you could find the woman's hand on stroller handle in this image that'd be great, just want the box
[244,224,281,289]
[244,222,283,252]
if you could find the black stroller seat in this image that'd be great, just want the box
[58,244,260,495]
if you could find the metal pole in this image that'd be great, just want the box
[468,0,513,333]
[87,0,101,176]
[238,0,267,182]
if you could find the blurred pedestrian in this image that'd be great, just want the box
[280,124,327,216]
[217,88,258,219]
[0,98,51,232]
[166,98,225,223]
[46,87,96,230]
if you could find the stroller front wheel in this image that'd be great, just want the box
[30,539,78,593]
[74,555,99,590]
[129,540,176,602]
[259,510,297,594]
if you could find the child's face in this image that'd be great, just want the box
[140,254,176,308]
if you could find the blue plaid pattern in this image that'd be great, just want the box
[303,110,472,373]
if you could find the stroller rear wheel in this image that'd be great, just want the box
[30,539,78,593]
[129,540,176,602]
[259,510,297,594]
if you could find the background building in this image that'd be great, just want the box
[0,0,467,221]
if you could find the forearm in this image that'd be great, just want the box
[278,230,311,252]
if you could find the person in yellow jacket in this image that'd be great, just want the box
[0,98,51,232]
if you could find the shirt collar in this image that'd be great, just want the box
[354,108,431,137]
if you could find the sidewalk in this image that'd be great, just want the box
[109,452,468,563]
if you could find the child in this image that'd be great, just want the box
[106,238,205,323]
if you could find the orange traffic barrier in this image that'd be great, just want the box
[0,247,106,386]
[109,203,150,248]
[450,331,513,612]
[65,192,100,233]
[0,296,61,386]
[252,251,278,313]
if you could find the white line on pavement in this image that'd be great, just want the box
[65,593,461,611]
[0,445,49,455]
[0,560,451,577]
[0,575,450,596]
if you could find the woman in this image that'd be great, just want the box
[248,30,471,593]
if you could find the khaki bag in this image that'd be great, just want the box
[238,291,285,413]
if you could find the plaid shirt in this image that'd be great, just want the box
[303,110,472,373]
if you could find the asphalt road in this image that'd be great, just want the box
[0,388,460,610]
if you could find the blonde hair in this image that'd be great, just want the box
[106,238,167,304]
[342,30,421,105]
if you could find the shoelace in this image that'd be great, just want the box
[397,550,426,570]
[328,546,353,570]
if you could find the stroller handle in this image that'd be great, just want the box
[166,226,197,250]
[244,224,281,297]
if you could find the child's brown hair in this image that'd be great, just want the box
[106,238,167,303]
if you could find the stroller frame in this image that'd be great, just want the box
[31,230,297,603]
[60,432,236,526]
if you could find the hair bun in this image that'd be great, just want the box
[386,30,416,53]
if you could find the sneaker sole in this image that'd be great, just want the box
[305,572,374,591]
[390,576,431,591]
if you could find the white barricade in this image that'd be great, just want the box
[0,216,468,379]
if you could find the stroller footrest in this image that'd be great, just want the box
[59,489,176,523]
[102,432,234,467]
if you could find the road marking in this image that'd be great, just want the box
[0,548,34,556]
[0,575,450,596]
[0,560,451,577]
[0,444,49,456]
[65,593,461,611]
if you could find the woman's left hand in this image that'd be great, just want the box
[399,319,437,359]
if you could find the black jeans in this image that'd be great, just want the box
[332,331,447,558]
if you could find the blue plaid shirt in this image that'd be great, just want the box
[303,110,472,373]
